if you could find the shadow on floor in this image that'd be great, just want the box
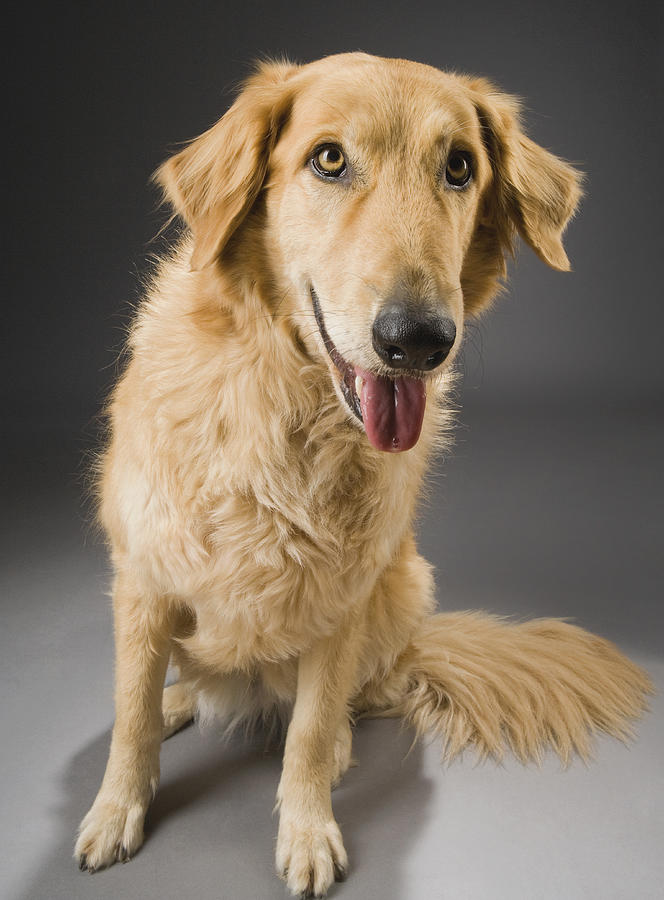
[19,715,434,900]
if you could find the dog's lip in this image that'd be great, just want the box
[310,285,363,421]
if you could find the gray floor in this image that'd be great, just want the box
[2,400,663,900]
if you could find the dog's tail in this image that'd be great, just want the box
[360,612,653,765]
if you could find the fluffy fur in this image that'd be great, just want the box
[75,53,651,898]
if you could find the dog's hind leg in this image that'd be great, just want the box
[331,716,356,787]
[161,607,198,739]
[162,681,197,740]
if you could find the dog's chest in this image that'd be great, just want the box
[178,437,421,670]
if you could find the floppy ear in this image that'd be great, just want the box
[155,60,298,270]
[469,79,583,272]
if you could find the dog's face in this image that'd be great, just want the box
[157,53,582,453]
[265,57,489,451]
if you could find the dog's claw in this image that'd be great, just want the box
[333,861,348,882]
[78,852,96,874]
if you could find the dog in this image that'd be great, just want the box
[75,53,651,897]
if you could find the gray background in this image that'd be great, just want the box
[3,1,662,899]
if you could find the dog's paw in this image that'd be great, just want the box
[276,817,348,897]
[75,796,149,872]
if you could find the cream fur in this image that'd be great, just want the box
[75,53,651,898]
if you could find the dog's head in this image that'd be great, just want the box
[156,53,582,453]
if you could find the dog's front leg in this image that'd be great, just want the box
[276,616,359,898]
[75,573,172,871]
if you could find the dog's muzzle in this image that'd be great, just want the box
[310,286,432,453]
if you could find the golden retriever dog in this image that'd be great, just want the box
[75,52,651,897]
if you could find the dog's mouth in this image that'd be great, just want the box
[310,286,427,453]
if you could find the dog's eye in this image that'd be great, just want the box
[311,144,347,178]
[445,151,472,188]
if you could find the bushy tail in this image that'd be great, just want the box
[365,612,653,765]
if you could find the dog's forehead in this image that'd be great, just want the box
[288,58,480,152]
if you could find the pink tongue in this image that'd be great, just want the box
[357,367,427,453]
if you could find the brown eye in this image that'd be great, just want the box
[312,144,347,178]
[445,151,472,188]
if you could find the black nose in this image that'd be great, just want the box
[372,303,457,371]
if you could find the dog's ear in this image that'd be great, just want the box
[155,60,298,270]
[468,79,583,272]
